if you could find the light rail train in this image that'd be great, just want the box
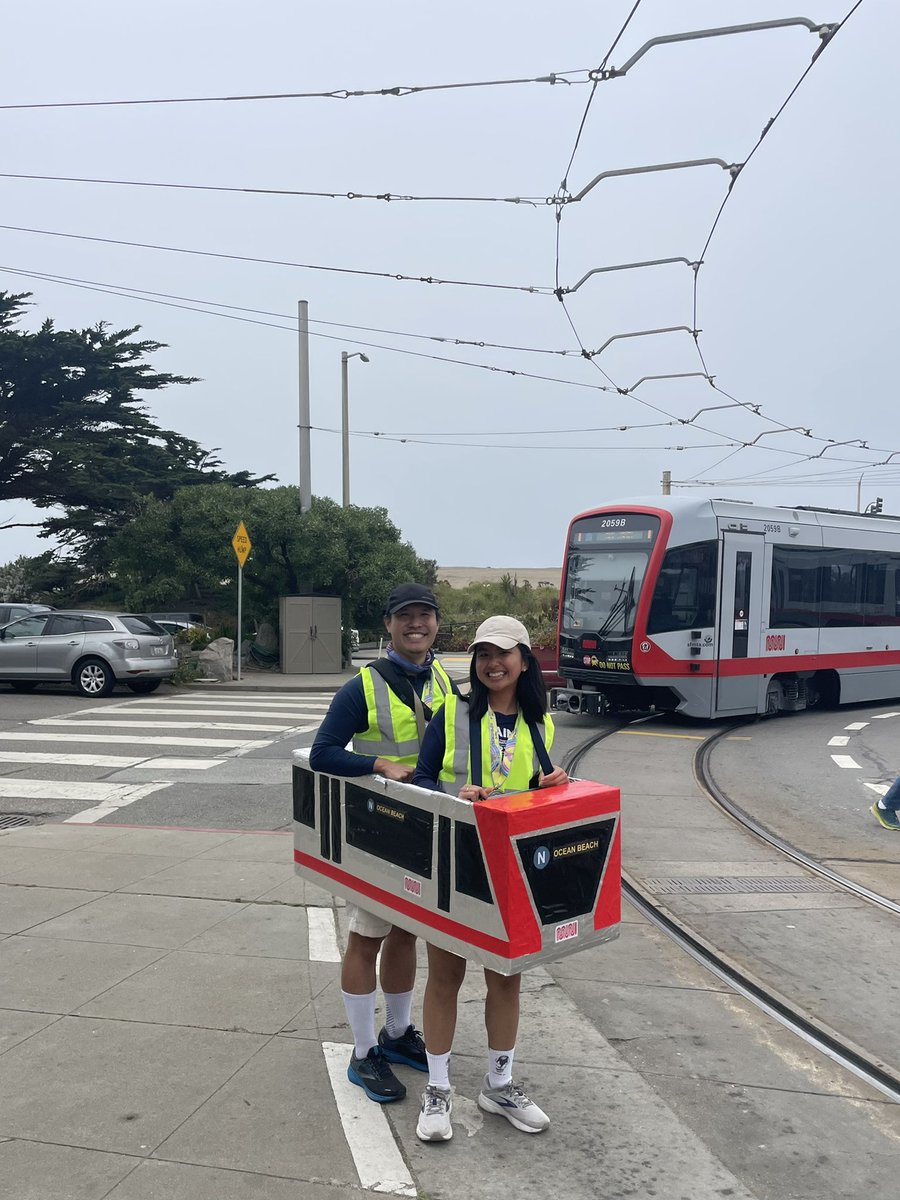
[551,496,900,719]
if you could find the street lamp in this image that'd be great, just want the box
[341,350,369,507]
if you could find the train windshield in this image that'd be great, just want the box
[563,514,660,637]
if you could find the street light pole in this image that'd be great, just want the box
[341,350,369,507]
[298,301,311,513]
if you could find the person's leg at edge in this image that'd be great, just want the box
[416,943,465,1142]
[879,775,900,812]
[872,774,900,828]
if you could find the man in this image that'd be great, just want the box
[310,582,456,1102]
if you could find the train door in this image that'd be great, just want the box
[715,531,766,714]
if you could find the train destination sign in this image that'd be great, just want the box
[570,512,660,546]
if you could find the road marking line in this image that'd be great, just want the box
[864,782,890,796]
[321,1042,416,1197]
[872,712,900,719]
[0,732,273,750]
[828,736,850,747]
[31,718,295,733]
[65,781,173,824]
[0,778,170,803]
[0,751,146,767]
[844,721,869,731]
[306,907,341,962]
[831,754,861,769]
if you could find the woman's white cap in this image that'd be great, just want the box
[467,615,531,651]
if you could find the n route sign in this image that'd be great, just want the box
[232,521,252,568]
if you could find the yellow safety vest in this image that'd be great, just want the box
[438,693,555,795]
[354,660,454,765]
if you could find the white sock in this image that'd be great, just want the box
[488,1047,514,1088]
[383,989,413,1038]
[877,798,888,810]
[426,1051,451,1089]
[342,989,377,1059]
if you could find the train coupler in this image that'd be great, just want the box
[550,687,608,717]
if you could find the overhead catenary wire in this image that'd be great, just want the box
[0,171,552,207]
[0,263,622,399]
[0,223,553,295]
[552,2,893,481]
[0,67,594,111]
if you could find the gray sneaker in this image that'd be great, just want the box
[477,1075,549,1133]
[416,1085,453,1142]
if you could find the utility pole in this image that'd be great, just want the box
[661,469,671,495]
[298,300,311,513]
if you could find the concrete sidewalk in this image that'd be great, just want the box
[188,651,472,693]
[0,821,762,1200]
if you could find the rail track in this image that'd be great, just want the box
[560,719,900,1104]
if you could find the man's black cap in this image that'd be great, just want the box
[383,583,440,617]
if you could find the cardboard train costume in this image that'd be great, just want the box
[292,749,621,976]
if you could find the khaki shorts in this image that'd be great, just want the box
[348,905,392,940]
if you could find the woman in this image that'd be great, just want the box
[410,614,569,1142]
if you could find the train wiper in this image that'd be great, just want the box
[596,567,637,640]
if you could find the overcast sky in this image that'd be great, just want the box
[2,0,896,571]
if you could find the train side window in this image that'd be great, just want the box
[770,546,821,628]
[647,540,717,634]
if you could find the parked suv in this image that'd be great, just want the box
[0,602,52,625]
[0,610,176,697]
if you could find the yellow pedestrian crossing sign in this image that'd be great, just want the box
[232,521,251,568]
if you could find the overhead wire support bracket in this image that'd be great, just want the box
[568,159,742,204]
[595,18,840,81]
[559,256,700,297]
[619,371,712,395]
[583,325,696,359]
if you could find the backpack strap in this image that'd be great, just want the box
[369,658,434,742]
[526,718,554,776]
[469,707,484,788]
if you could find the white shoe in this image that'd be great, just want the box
[477,1075,549,1133]
[416,1085,453,1142]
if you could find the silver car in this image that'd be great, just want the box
[0,610,176,697]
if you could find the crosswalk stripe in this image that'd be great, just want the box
[160,695,335,707]
[90,706,325,721]
[306,907,341,962]
[31,718,297,733]
[0,732,274,750]
[134,757,222,770]
[321,1042,416,1196]
[0,751,146,767]
[0,778,171,803]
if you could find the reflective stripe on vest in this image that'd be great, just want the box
[438,694,555,795]
[353,661,453,764]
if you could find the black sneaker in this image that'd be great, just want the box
[378,1024,428,1072]
[347,1046,406,1102]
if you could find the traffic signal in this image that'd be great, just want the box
[872,497,884,514]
